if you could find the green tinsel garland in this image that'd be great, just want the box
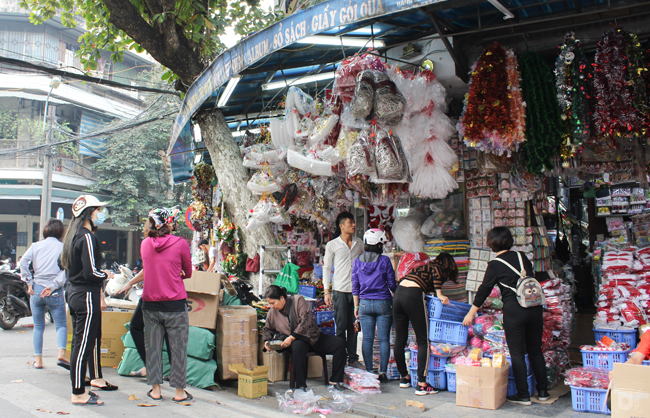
[518,52,566,174]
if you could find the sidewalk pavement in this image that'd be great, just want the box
[1,317,585,417]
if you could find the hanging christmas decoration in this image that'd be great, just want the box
[555,32,592,164]
[191,162,215,203]
[518,51,565,174]
[458,42,527,156]
[593,28,649,141]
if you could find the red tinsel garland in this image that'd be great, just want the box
[593,28,648,140]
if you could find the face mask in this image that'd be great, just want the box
[94,211,106,226]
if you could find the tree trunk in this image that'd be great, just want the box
[196,108,282,295]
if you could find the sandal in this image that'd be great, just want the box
[147,389,162,401]
[90,382,119,391]
[172,391,193,403]
[57,360,70,370]
[73,393,104,406]
[130,369,146,378]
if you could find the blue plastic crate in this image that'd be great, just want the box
[426,296,472,322]
[581,349,630,371]
[316,310,335,326]
[408,367,447,390]
[571,386,611,414]
[594,328,638,350]
[320,326,335,336]
[298,285,317,299]
[643,360,650,366]
[409,348,448,370]
[446,369,456,392]
[485,354,532,377]
[429,318,469,345]
[427,369,447,390]
[507,374,536,397]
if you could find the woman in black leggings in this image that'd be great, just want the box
[463,227,549,405]
[394,252,458,396]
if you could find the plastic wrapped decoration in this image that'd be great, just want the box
[345,130,376,177]
[247,168,281,195]
[371,127,410,182]
[373,71,406,126]
[242,144,288,169]
[285,86,316,116]
[350,70,375,119]
[333,53,386,103]
[310,113,339,146]
[269,118,294,147]
[392,214,426,253]
[287,148,334,177]
[564,367,610,389]
[336,126,361,159]
[246,197,274,230]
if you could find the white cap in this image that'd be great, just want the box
[72,195,108,218]
[363,228,388,246]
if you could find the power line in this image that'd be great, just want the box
[0,56,180,96]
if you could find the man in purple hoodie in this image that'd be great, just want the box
[352,229,397,382]
[141,207,193,404]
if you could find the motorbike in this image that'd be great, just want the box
[0,265,31,330]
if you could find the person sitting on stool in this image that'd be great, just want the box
[262,285,347,391]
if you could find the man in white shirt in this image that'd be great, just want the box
[323,212,364,368]
[198,239,223,273]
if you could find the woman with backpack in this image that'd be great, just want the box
[462,227,549,406]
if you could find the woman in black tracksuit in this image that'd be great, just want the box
[463,227,549,405]
[60,195,117,406]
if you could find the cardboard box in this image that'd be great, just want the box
[185,271,222,329]
[216,306,258,380]
[228,364,269,399]
[66,309,134,368]
[308,355,323,379]
[456,364,509,410]
[612,363,650,418]
[262,351,286,382]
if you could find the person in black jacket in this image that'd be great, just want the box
[60,195,116,406]
[462,227,549,406]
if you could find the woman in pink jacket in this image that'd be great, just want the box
[141,207,193,404]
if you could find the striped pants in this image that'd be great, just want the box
[143,309,189,389]
[68,291,103,395]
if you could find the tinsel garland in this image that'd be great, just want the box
[191,162,215,203]
[458,43,526,156]
[518,52,566,175]
[593,28,648,141]
[555,32,592,161]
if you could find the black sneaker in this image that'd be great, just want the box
[507,395,532,405]
[537,390,550,401]
[399,376,411,388]
[415,383,438,396]
[378,373,388,383]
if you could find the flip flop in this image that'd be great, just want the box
[73,393,104,406]
[147,389,163,401]
[90,382,119,391]
[57,360,70,370]
[130,369,146,378]
[172,391,193,403]
[33,364,43,369]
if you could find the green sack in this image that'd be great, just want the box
[117,347,170,376]
[186,327,216,361]
[187,357,218,389]
[273,262,300,294]
[222,291,243,306]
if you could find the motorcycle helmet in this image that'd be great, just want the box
[363,228,388,246]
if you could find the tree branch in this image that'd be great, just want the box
[102,0,205,85]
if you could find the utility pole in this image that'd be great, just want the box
[39,77,61,239]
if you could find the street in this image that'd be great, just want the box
[1,317,588,418]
